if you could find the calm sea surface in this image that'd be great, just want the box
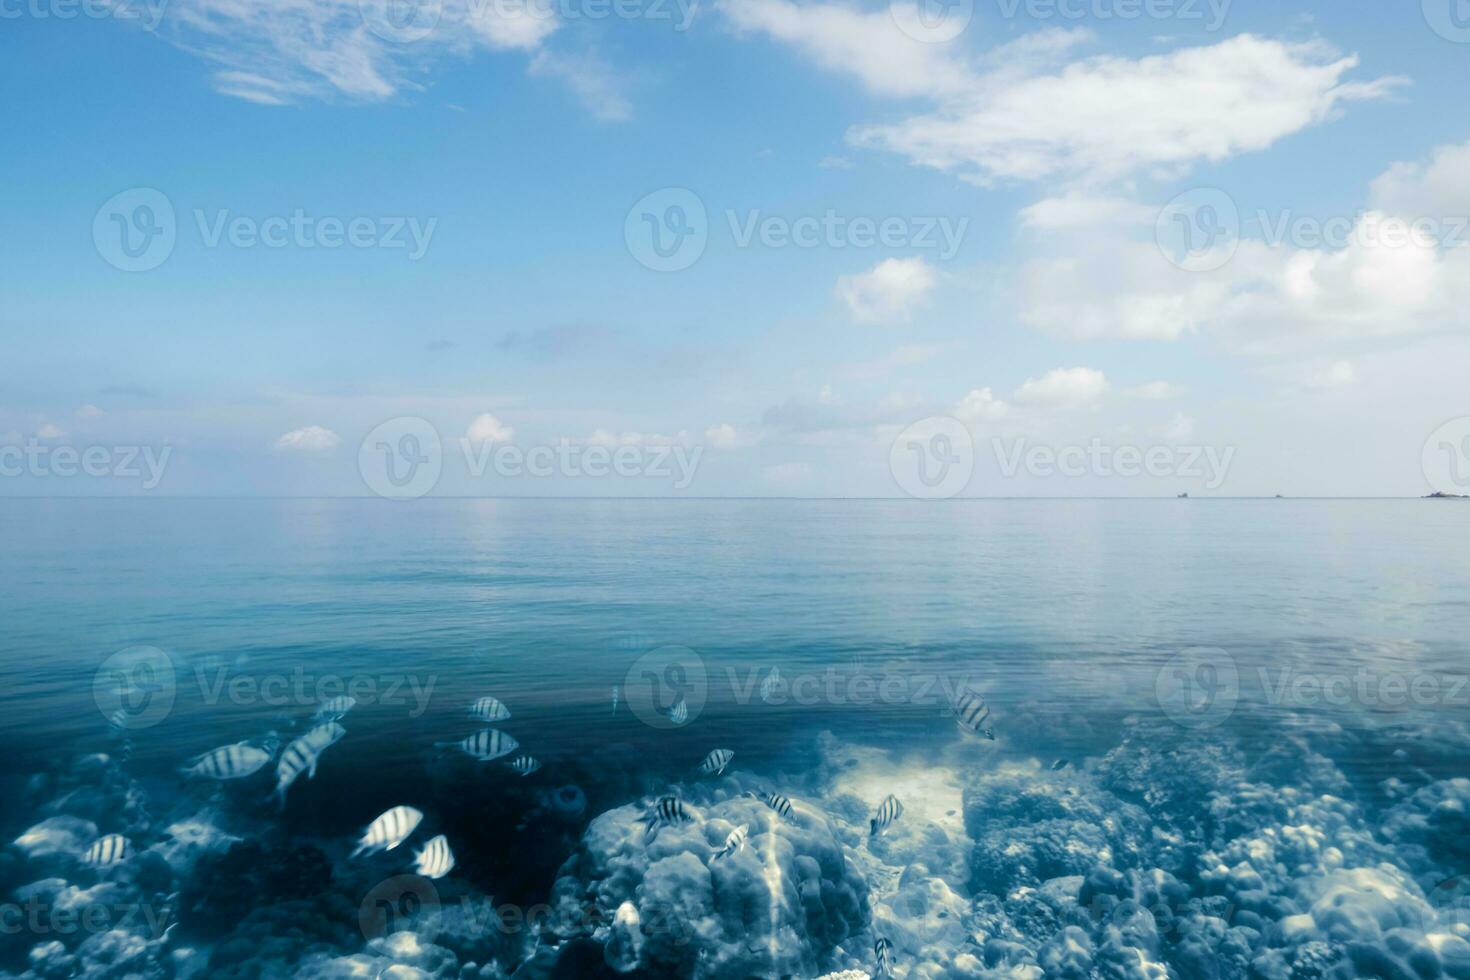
[1,498,1466,830]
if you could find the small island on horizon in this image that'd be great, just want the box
[1425,491,1469,499]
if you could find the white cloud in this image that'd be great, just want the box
[954,387,1009,422]
[466,413,515,445]
[1019,193,1155,231]
[848,35,1402,185]
[275,425,340,451]
[1124,381,1186,400]
[704,423,759,449]
[147,0,617,114]
[35,423,65,440]
[1370,139,1470,217]
[582,429,691,447]
[74,404,106,420]
[836,257,938,325]
[1013,367,1109,410]
[529,49,632,122]
[718,0,973,99]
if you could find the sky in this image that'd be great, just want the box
[3,0,1470,497]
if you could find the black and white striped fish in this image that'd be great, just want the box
[182,742,272,780]
[439,728,519,762]
[713,823,748,859]
[273,722,346,808]
[697,749,733,776]
[413,834,455,879]
[81,834,131,868]
[869,794,904,837]
[637,795,696,837]
[351,805,424,857]
[747,790,792,818]
[952,688,995,740]
[667,699,688,725]
[469,696,511,723]
[507,755,541,776]
[874,936,894,977]
[759,667,781,704]
[314,696,357,722]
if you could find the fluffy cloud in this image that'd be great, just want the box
[146,0,622,113]
[275,425,340,451]
[35,423,65,440]
[719,7,1401,185]
[954,387,1009,422]
[1013,367,1109,410]
[835,257,938,324]
[466,413,515,446]
[704,423,760,449]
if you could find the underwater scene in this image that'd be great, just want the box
[1,497,1468,980]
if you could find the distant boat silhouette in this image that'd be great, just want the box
[1176,492,1189,499]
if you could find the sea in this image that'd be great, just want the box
[0,497,1466,978]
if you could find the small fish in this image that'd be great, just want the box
[697,749,734,776]
[81,834,131,868]
[507,755,542,776]
[182,742,272,780]
[273,722,346,808]
[351,805,424,857]
[952,688,995,740]
[414,834,456,879]
[439,728,519,762]
[759,667,781,704]
[314,696,357,722]
[1051,759,1070,771]
[713,823,748,859]
[869,794,904,837]
[637,795,696,837]
[875,936,893,977]
[469,696,511,723]
[668,699,689,725]
[748,790,792,818]
[611,685,620,715]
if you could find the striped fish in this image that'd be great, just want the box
[713,823,748,859]
[414,834,455,879]
[759,667,781,704]
[469,696,511,723]
[875,936,893,977]
[668,699,688,725]
[697,749,733,776]
[273,722,346,808]
[82,834,131,868]
[869,794,904,837]
[182,742,272,780]
[1051,759,1070,771]
[637,795,696,837]
[439,728,518,762]
[748,790,792,818]
[351,805,424,857]
[507,755,541,776]
[952,688,995,740]
[314,696,357,722]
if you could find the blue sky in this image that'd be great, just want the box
[4,0,1470,496]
